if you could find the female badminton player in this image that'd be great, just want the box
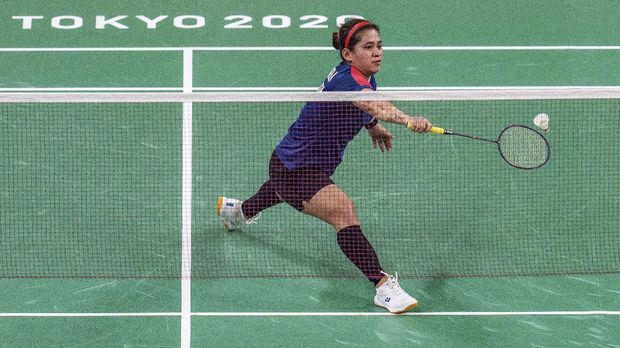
[217,18,432,314]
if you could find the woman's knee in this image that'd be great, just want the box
[326,199,359,229]
[303,184,360,229]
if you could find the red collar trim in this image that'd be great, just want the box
[350,65,371,87]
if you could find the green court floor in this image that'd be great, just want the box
[1,0,619,347]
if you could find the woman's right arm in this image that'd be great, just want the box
[352,99,432,132]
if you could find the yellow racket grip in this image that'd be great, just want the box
[430,126,445,134]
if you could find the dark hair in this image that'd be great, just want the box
[332,18,380,61]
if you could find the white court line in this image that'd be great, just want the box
[180,48,193,348]
[1,86,619,93]
[215,310,620,316]
[1,311,619,318]
[1,46,620,52]
[0,312,181,317]
[385,46,620,51]
[193,311,620,317]
[0,87,182,92]
[194,86,620,92]
[194,87,317,91]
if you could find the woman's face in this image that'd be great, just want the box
[344,29,383,78]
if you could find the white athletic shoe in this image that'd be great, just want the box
[374,271,418,314]
[216,196,258,231]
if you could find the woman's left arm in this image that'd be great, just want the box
[366,122,393,152]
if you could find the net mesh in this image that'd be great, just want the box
[1,102,182,278]
[1,92,619,279]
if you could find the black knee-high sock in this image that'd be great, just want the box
[336,225,384,285]
[241,180,282,219]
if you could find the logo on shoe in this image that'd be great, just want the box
[385,297,391,303]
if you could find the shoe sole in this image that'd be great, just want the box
[216,196,238,231]
[216,196,224,216]
[216,196,231,230]
[374,301,418,314]
[394,302,418,314]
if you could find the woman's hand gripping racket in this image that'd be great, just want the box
[423,124,551,170]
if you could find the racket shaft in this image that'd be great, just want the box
[431,126,496,143]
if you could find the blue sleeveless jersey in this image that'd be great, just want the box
[275,62,377,175]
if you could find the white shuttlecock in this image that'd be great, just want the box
[534,113,549,132]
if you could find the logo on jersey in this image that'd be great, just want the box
[318,66,339,92]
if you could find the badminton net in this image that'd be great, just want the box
[0,90,618,279]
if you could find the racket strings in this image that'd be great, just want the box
[498,126,549,169]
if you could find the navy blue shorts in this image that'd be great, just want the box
[268,152,334,211]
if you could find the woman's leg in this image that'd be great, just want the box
[301,184,359,231]
[241,180,282,219]
[302,184,385,286]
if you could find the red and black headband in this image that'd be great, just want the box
[344,21,370,49]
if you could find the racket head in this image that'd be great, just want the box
[497,124,550,170]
